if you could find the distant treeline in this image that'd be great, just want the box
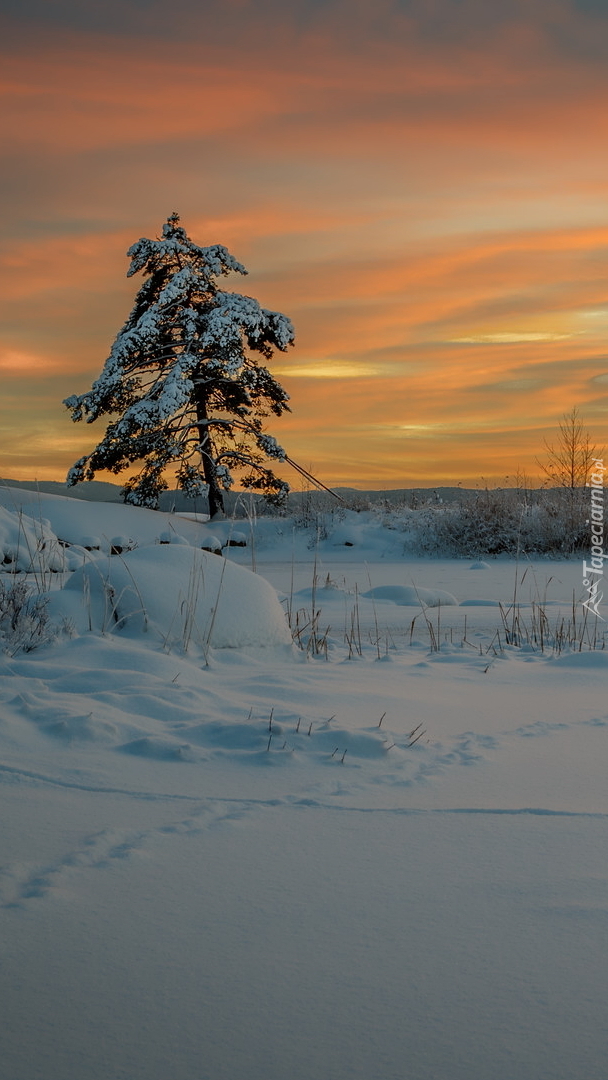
[0,477,539,514]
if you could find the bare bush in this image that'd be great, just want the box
[0,578,52,655]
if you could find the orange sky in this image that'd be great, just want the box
[1,0,607,489]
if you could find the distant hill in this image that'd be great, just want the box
[0,477,505,515]
[0,478,123,503]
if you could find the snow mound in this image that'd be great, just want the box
[200,535,222,553]
[49,545,291,649]
[182,714,403,762]
[39,711,118,744]
[158,530,190,546]
[118,736,195,761]
[550,651,608,669]
[363,584,459,607]
[0,504,86,573]
[0,487,207,549]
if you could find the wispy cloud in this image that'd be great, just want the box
[1,1,608,485]
[450,332,580,344]
[275,360,397,379]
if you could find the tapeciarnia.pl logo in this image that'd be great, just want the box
[581,458,605,620]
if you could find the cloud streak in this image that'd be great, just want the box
[0,0,607,486]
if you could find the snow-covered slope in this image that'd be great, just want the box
[0,484,208,550]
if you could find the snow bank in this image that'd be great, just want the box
[0,486,207,550]
[49,545,291,649]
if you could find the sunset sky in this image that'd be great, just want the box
[2,0,608,490]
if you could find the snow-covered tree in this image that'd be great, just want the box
[64,213,294,518]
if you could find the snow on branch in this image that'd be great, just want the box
[64,213,295,515]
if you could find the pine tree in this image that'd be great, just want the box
[64,213,294,518]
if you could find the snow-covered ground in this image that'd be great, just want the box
[0,487,606,1080]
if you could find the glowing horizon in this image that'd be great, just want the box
[1,1,607,491]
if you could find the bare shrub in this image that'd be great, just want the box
[0,578,52,655]
[375,487,589,556]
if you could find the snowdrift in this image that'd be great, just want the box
[49,544,292,649]
[0,485,206,551]
[0,503,83,574]
[0,492,291,650]
[364,584,458,607]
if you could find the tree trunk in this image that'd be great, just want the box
[195,391,225,519]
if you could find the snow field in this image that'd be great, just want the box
[0,487,606,1080]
